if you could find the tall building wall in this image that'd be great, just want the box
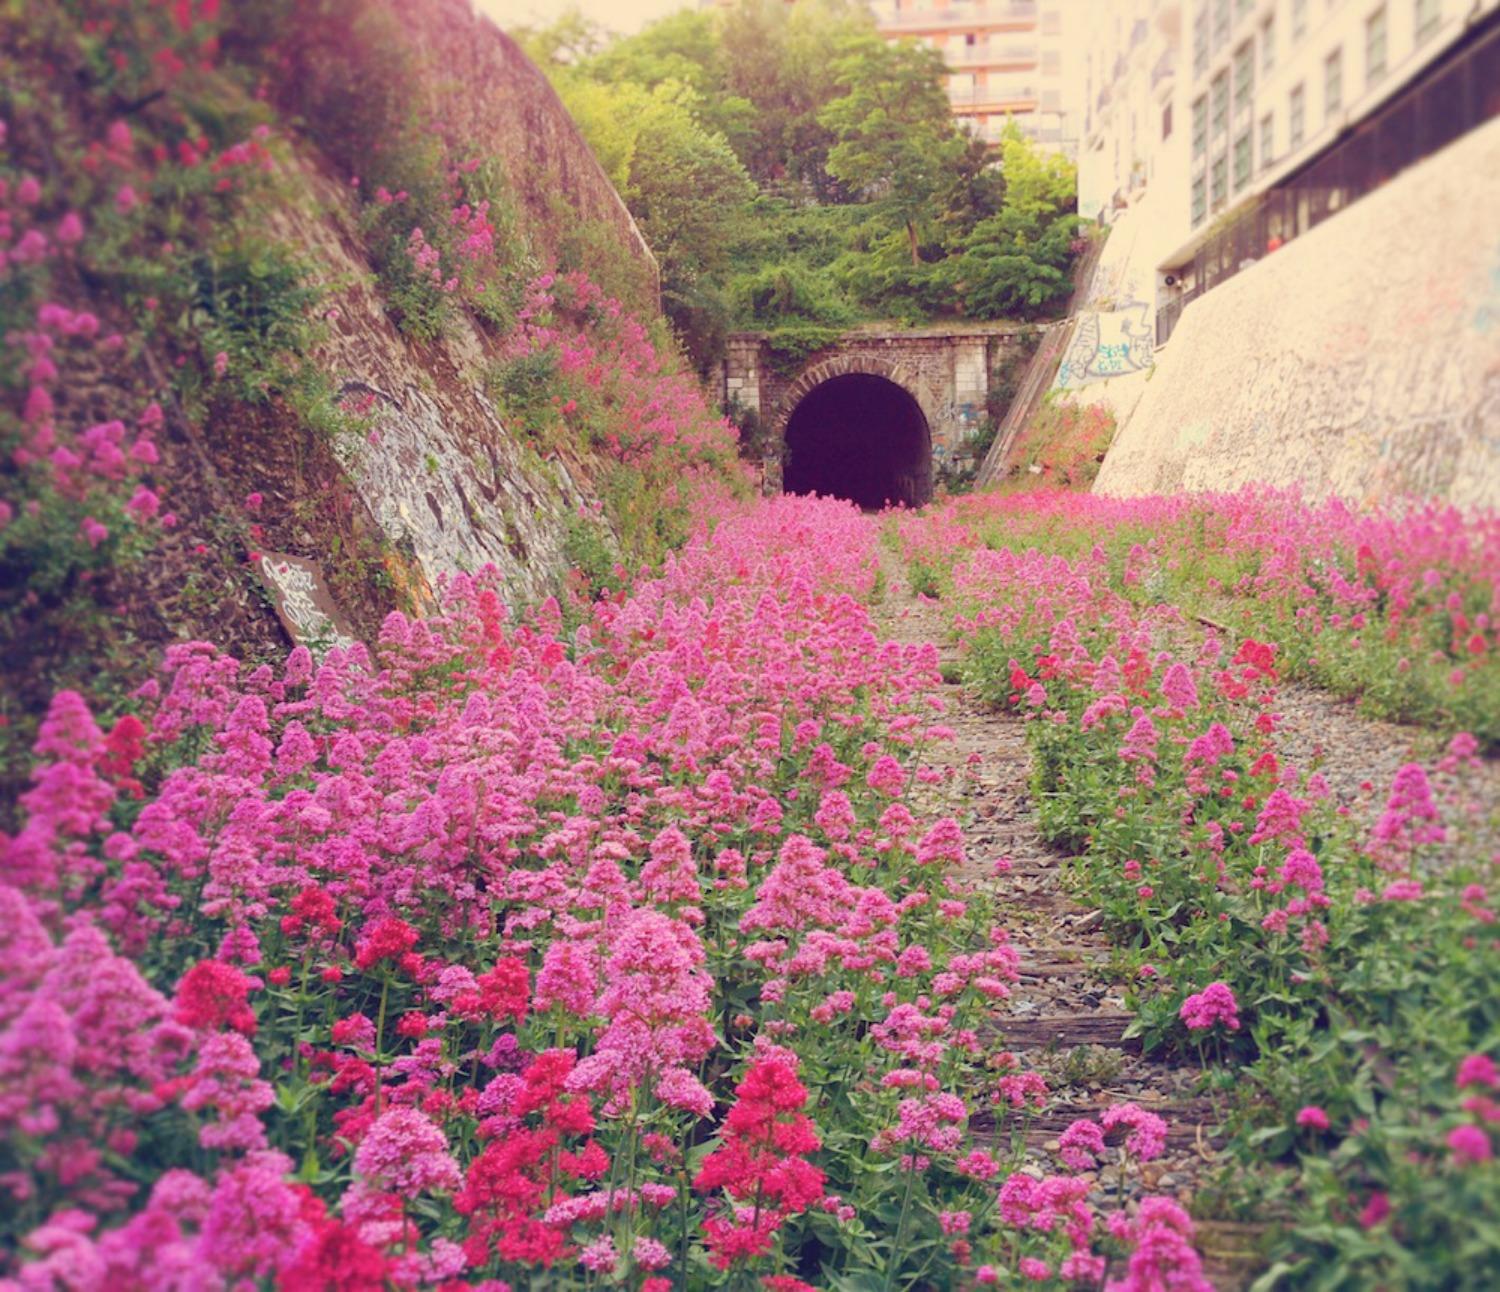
[1171,0,1497,264]
[867,0,1080,154]
[1094,114,1500,508]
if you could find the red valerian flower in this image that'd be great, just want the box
[174,959,257,1035]
[352,916,418,970]
[454,957,528,1025]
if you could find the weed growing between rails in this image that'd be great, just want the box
[895,488,1500,747]
[894,497,1500,1288]
[1,494,1218,1289]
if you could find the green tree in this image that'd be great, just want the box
[584,10,755,158]
[817,34,965,264]
[553,74,754,368]
[954,123,1079,318]
[717,0,872,194]
[510,7,608,70]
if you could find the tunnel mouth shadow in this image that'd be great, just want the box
[781,373,932,511]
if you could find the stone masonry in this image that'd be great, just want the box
[723,324,1026,489]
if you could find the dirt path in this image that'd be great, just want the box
[875,548,1264,1287]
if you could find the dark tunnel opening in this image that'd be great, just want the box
[782,373,932,511]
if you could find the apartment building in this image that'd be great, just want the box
[1076,1,1186,219]
[1157,0,1500,339]
[865,0,1080,154]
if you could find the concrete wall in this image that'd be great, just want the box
[1095,115,1500,508]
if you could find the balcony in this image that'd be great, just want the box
[945,42,1038,67]
[878,2,1039,35]
[949,84,1038,108]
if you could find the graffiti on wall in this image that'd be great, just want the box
[257,553,361,655]
[1055,298,1154,389]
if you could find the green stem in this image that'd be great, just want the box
[883,1155,919,1292]
[373,974,390,1116]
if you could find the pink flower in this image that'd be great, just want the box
[1059,1117,1106,1168]
[1358,1191,1390,1228]
[1448,1124,1493,1164]
[1457,1054,1498,1090]
[1102,1102,1167,1161]
[1179,981,1240,1032]
[79,516,109,548]
[1296,1105,1330,1131]
[213,351,229,379]
[352,1107,461,1196]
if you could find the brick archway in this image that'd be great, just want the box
[720,325,1022,497]
[779,362,935,509]
[771,355,943,446]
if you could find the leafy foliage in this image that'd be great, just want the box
[517,0,1082,362]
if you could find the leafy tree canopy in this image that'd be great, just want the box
[509,2,1081,367]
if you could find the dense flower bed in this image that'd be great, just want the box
[898,488,1500,745]
[2,494,1216,1290]
[897,493,1500,1287]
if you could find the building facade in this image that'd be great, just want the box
[1157,0,1500,339]
[1076,0,1186,219]
[865,0,1081,153]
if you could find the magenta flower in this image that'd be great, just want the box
[1179,982,1240,1032]
[1296,1106,1330,1131]
[352,1107,461,1197]
[1448,1124,1493,1165]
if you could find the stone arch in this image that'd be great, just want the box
[776,354,936,509]
[771,353,942,445]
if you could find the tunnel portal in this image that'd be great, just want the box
[781,373,932,510]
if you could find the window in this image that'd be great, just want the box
[1192,95,1209,157]
[1366,6,1388,82]
[1211,154,1229,209]
[1289,83,1306,146]
[1040,9,1060,35]
[1211,69,1230,136]
[1163,103,1174,140]
[1260,112,1274,169]
[1233,41,1254,110]
[1415,0,1441,44]
[1233,129,1253,188]
[1041,49,1061,76]
[1261,16,1276,72]
[1325,47,1343,115]
[1213,0,1231,51]
[1192,175,1208,225]
[1292,0,1308,39]
[1194,3,1211,76]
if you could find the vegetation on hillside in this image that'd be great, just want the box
[517,1,1084,371]
[0,0,744,803]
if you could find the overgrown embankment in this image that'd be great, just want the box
[0,0,744,804]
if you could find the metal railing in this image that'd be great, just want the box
[1157,12,1500,347]
[949,85,1038,107]
[946,42,1037,66]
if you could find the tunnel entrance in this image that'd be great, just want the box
[782,373,931,510]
